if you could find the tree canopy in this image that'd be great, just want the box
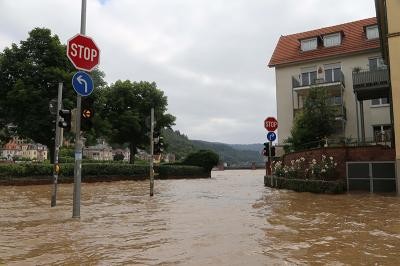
[0,27,175,164]
[101,80,175,163]
[0,28,76,161]
[285,87,336,152]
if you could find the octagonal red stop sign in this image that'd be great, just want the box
[67,34,100,72]
[264,117,278,131]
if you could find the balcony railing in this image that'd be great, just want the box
[292,70,345,89]
[352,68,389,89]
[293,104,346,120]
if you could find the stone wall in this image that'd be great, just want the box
[282,146,395,179]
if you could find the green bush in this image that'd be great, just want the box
[182,150,219,172]
[58,157,75,163]
[266,176,345,194]
[0,163,209,181]
[113,153,124,161]
[0,163,148,178]
[59,147,74,158]
[157,164,208,178]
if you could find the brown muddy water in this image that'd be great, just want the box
[1,169,400,265]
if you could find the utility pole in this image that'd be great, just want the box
[150,108,154,196]
[72,0,86,218]
[51,82,63,207]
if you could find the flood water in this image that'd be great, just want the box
[1,170,400,265]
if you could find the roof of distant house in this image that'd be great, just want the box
[268,17,380,67]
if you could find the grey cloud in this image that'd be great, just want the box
[0,0,375,143]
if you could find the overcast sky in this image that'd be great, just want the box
[0,0,376,144]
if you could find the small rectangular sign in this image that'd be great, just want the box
[75,151,82,161]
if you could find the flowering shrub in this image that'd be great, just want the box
[272,161,285,177]
[307,155,337,180]
[271,154,338,180]
[272,157,306,179]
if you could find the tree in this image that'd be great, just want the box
[113,153,124,161]
[183,150,220,172]
[0,28,74,162]
[286,87,336,151]
[102,80,175,164]
[0,28,107,162]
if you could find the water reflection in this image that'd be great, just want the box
[0,170,399,265]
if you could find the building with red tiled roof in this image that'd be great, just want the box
[268,17,391,154]
[268,18,380,67]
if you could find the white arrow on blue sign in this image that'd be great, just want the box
[267,131,276,142]
[72,71,94,97]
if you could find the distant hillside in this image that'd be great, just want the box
[162,129,197,160]
[229,143,263,152]
[191,140,263,166]
[163,129,264,166]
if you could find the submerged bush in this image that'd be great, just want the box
[182,150,219,172]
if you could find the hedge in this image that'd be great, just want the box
[0,163,148,178]
[0,163,209,181]
[58,158,133,164]
[265,176,346,194]
[156,165,209,179]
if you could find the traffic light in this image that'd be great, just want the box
[153,130,165,154]
[81,97,94,131]
[262,142,276,157]
[58,109,72,131]
[262,142,269,157]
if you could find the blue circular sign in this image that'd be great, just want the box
[72,71,94,97]
[267,131,276,142]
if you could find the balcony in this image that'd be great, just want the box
[292,70,345,91]
[352,68,390,100]
[294,105,346,121]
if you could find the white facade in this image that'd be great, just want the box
[1,138,48,161]
[274,51,391,146]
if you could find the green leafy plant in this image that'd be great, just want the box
[182,149,219,172]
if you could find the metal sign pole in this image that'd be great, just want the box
[150,108,154,196]
[51,82,63,207]
[72,0,86,218]
[269,140,273,186]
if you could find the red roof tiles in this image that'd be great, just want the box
[268,17,380,67]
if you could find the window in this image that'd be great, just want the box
[301,38,317,51]
[328,95,342,105]
[300,67,317,86]
[371,97,389,106]
[373,125,391,142]
[368,57,387,70]
[324,63,342,82]
[323,33,341,47]
[366,25,379,40]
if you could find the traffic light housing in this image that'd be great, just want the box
[153,131,165,154]
[81,97,94,131]
[262,142,269,157]
[271,145,275,157]
[58,109,72,131]
[262,142,276,157]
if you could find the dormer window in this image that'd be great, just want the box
[323,33,341,47]
[301,38,317,51]
[366,25,379,39]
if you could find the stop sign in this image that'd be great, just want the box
[67,34,100,72]
[264,117,278,131]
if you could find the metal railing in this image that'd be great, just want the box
[292,70,345,88]
[283,137,392,153]
[352,68,389,89]
[293,105,346,120]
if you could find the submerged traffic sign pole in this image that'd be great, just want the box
[72,0,86,219]
[264,117,278,179]
[66,0,100,218]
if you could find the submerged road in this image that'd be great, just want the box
[1,169,400,265]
